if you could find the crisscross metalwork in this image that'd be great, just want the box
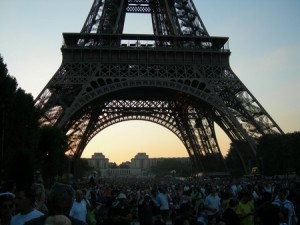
[35,0,283,174]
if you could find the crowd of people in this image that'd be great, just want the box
[1,170,300,225]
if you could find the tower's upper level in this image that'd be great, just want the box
[81,0,209,37]
[63,0,230,51]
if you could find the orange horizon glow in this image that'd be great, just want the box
[82,120,231,165]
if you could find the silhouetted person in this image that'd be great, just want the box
[138,194,158,225]
[221,198,240,225]
[255,192,280,225]
[11,186,44,225]
[273,188,297,225]
[110,193,133,225]
[0,193,15,225]
[69,189,88,223]
[235,191,254,225]
[24,183,86,225]
[44,215,72,225]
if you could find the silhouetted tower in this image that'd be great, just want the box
[35,0,284,174]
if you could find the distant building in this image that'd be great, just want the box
[88,153,109,169]
[130,153,150,169]
[86,152,190,178]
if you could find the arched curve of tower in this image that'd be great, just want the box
[35,0,284,174]
[61,92,231,173]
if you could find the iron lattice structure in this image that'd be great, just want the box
[35,0,283,174]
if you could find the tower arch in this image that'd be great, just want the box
[35,0,284,174]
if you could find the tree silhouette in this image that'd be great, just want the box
[0,54,39,186]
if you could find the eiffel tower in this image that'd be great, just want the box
[35,0,283,174]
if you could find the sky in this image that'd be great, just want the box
[0,1,299,165]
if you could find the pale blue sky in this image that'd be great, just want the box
[0,1,299,164]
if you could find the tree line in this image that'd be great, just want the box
[0,55,68,187]
[225,132,300,177]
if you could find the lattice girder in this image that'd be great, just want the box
[64,98,223,172]
[80,0,208,36]
[35,1,284,174]
[73,112,181,158]
[35,37,283,172]
[61,94,235,173]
